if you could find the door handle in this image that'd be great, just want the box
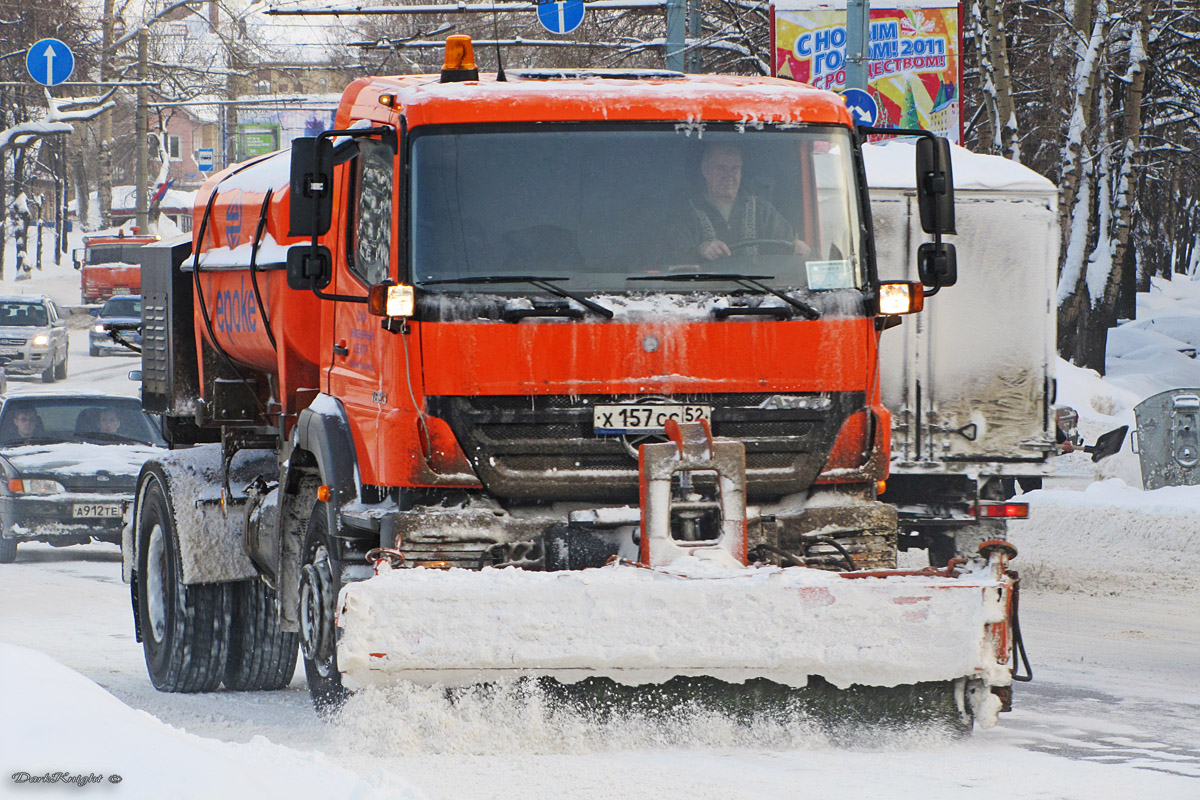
[333,341,349,357]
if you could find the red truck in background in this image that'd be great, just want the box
[73,233,159,303]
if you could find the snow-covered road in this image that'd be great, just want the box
[2,531,1197,799]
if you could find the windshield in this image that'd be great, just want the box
[0,302,48,327]
[100,297,142,317]
[86,244,144,266]
[0,398,166,448]
[410,124,864,294]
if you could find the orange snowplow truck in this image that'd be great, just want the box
[126,38,1025,726]
[73,232,159,303]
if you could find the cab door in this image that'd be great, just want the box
[328,138,397,483]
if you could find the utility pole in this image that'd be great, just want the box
[845,0,870,91]
[665,0,685,72]
[136,31,149,232]
[99,0,115,229]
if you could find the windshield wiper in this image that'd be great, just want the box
[419,275,614,319]
[627,273,820,320]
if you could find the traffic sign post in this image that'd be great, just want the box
[197,149,215,173]
[26,39,75,87]
[840,88,878,127]
[536,0,584,35]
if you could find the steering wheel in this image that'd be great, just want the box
[727,239,795,254]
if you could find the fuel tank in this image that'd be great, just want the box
[190,152,322,414]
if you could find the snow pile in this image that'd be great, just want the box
[1006,276,1200,594]
[338,559,1008,692]
[0,644,423,800]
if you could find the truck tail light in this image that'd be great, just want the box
[878,281,924,315]
[974,502,1029,519]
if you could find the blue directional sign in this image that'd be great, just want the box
[536,0,584,35]
[840,88,878,127]
[26,38,75,87]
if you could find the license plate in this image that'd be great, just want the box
[112,287,131,295]
[73,503,122,518]
[0,348,17,356]
[593,404,711,434]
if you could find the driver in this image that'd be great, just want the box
[9,408,43,444]
[98,409,121,436]
[680,143,810,262]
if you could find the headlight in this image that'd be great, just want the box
[7,478,65,495]
[31,334,50,347]
[92,324,107,334]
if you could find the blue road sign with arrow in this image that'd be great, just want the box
[536,0,584,35]
[840,88,878,127]
[26,38,75,87]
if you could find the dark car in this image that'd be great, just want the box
[89,295,142,357]
[0,394,166,563]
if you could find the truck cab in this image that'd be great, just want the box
[74,233,159,304]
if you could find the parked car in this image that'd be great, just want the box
[90,295,142,357]
[0,394,167,563]
[0,295,69,383]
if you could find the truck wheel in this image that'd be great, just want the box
[137,474,231,692]
[300,503,347,713]
[0,536,16,564]
[224,579,299,691]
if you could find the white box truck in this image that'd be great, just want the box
[867,142,1060,564]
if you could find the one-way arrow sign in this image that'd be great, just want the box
[26,39,75,87]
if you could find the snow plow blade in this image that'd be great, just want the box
[336,554,1020,727]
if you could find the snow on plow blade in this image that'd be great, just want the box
[336,559,1017,724]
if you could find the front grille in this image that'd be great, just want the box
[430,392,862,502]
[0,338,25,347]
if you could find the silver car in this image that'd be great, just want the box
[0,296,69,383]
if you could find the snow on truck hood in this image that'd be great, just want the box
[2,443,163,477]
[864,140,1056,192]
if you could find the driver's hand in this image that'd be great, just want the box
[700,239,731,261]
[793,239,811,258]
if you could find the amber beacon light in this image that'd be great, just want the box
[441,35,479,83]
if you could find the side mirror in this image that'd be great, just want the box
[917,242,957,288]
[72,248,84,270]
[128,369,142,382]
[90,308,99,317]
[288,137,334,238]
[916,137,955,235]
[286,245,333,291]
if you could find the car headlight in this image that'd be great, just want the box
[31,334,50,347]
[7,478,65,495]
[92,324,107,334]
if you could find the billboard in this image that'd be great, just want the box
[772,1,962,142]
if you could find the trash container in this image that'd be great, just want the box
[1133,388,1200,489]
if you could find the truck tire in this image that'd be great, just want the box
[300,502,348,713]
[224,579,300,691]
[137,474,231,692]
[0,536,16,564]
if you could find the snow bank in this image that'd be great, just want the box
[1009,480,1200,597]
[0,644,423,800]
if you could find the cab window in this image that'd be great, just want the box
[348,139,395,286]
